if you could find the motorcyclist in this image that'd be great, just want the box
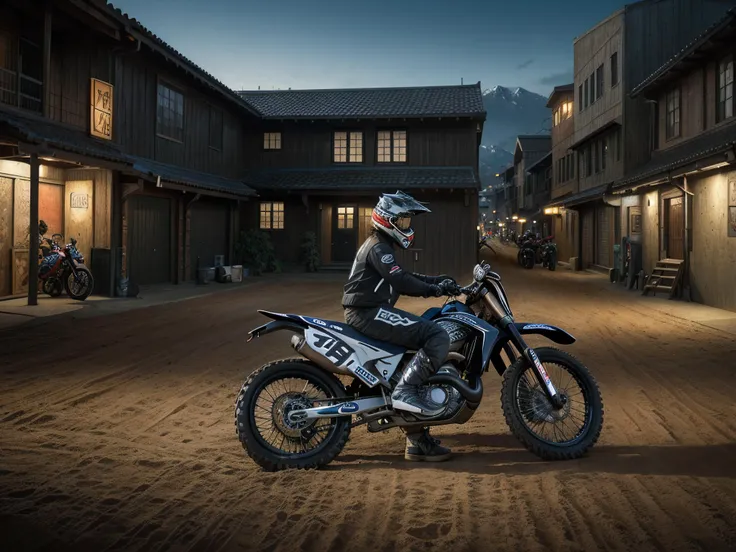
[342,190,461,462]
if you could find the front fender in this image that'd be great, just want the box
[514,322,575,345]
[248,320,305,341]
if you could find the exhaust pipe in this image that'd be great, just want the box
[290,335,351,376]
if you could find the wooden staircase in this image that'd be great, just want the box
[643,258,684,298]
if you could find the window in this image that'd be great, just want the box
[602,137,607,171]
[156,82,184,142]
[334,131,363,163]
[568,152,574,180]
[594,141,600,173]
[377,130,407,163]
[584,78,589,108]
[554,101,573,126]
[578,84,583,112]
[616,128,621,161]
[589,72,596,104]
[611,52,619,87]
[586,145,592,176]
[337,206,355,229]
[596,65,604,99]
[263,132,281,150]
[665,88,681,139]
[717,54,734,122]
[0,32,43,113]
[259,202,284,230]
[208,106,223,150]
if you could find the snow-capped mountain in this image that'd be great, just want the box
[478,85,551,186]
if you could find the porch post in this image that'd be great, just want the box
[28,153,40,306]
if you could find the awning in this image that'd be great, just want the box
[129,157,256,199]
[546,182,611,208]
[243,166,481,192]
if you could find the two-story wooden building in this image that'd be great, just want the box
[511,135,551,235]
[546,0,736,275]
[237,85,486,279]
[0,0,258,303]
[613,8,736,312]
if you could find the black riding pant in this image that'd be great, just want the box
[344,305,450,370]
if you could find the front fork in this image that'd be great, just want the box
[503,318,565,409]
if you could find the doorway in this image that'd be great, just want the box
[332,204,357,262]
[666,196,684,260]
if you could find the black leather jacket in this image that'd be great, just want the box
[342,232,445,308]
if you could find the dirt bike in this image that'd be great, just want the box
[38,234,94,301]
[539,237,558,271]
[235,262,603,471]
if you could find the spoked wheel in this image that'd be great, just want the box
[501,347,603,460]
[65,267,94,301]
[235,359,351,471]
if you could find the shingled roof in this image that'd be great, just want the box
[237,84,486,120]
[244,166,480,191]
[516,135,552,153]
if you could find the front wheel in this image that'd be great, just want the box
[64,267,94,301]
[547,250,557,271]
[235,359,351,471]
[501,347,603,460]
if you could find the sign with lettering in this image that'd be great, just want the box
[70,192,88,210]
[90,78,113,140]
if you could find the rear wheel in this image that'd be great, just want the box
[235,359,351,471]
[501,347,603,460]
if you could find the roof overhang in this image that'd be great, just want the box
[255,113,487,122]
[630,8,736,99]
[546,84,575,108]
[546,182,612,208]
[525,151,552,173]
[570,119,621,150]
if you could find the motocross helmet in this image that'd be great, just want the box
[371,190,430,249]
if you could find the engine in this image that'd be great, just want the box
[423,364,465,417]
[436,319,471,352]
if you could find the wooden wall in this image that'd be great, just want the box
[550,92,577,200]
[245,120,479,170]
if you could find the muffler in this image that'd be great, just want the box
[290,335,352,376]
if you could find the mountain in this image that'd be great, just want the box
[478,85,551,186]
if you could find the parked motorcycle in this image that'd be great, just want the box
[539,237,558,271]
[38,233,94,301]
[236,261,604,471]
[517,233,538,269]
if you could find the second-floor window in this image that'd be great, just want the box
[665,88,681,140]
[264,132,281,150]
[584,79,590,108]
[157,82,184,142]
[596,64,604,100]
[717,54,734,122]
[578,84,583,112]
[0,32,43,113]
[260,202,284,230]
[589,72,596,104]
[553,101,573,126]
[334,131,363,163]
[611,52,619,87]
[377,130,407,163]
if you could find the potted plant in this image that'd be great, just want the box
[301,231,320,272]
[235,230,279,276]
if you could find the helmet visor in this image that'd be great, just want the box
[395,216,411,231]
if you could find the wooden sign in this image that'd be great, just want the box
[70,192,88,209]
[90,78,113,140]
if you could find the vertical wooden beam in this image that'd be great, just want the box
[42,2,52,118]
[28,154,40,306]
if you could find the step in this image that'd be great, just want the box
[658,259,684,266]
[651,274,676,280]
[652,267,680,273]
[645,284,673,292]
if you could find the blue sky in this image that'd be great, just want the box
[111,0,625,96]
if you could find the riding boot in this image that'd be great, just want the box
[404,427,452,462]
[390,349,444,417]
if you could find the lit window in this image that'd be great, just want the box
[377,130,407,163]
[259,202,284,230]
[264,132,281,150]
[334,131,363,163]
[337,206,355,229]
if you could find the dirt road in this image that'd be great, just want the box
[2,251,736,552]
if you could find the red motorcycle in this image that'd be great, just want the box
[38,233,94,300]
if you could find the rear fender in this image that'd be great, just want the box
[248,311,307,341]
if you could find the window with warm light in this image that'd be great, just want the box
[717,54,734,122]
[666,87,681,139]
[157,82,184,142]
[334,131,363,163]
[377,130,407,162]
[259,202,284,230]
[264,132,281,150]
[337,206,355,229]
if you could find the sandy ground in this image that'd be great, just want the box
[1,248,736,552]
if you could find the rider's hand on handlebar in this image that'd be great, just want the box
[435,278,462,297]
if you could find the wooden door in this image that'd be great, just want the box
[595,205,612,267]
[332,204,357,263]
[39,183,64,238]
[128,195,172,285]
[358,207,373,245]
[667,196,684,260]
[189,199,229,278]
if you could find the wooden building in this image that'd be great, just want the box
[511,135,551,235]
[545,0,736,274]
[0,0,258,303]
[546,84,578,263]
[523,151,553,237]
[613,8,736,312]
[237,85,486,279]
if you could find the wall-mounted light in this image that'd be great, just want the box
[512,215,518,220]
[519,218,527,223]
[544,206,560,215]
[533,220,537,224]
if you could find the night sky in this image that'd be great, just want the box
[111,0,626,94]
